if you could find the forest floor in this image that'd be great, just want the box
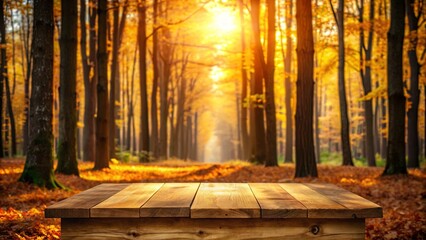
[0,158,425,239]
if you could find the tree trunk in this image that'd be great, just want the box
[238,0,250,160]
[21,5,32,155]
[19,0,63,189]
[56,0,79,176]
[264,0,278,167]
[383,0,407,175]
[81,0,97,162]
[295,0,318,178]
[109,0,119,159]
[0,2,16,156]
[332,0,353,166]
[127,42,137,151]
[284,0,293,163]
[250,0,267,164]
[138,1,150,159]
[406,0,420,168]
[94,0,110,170]
[159,25,172,160]
[358,0,376,166]
[150,0,159,157]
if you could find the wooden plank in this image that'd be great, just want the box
[249,183,307,218]
[191,183,260,218]
[61,217,365,239]
[280,183,354,218]
[91,183,163,218]
[45,183,129,218]
[140,183,200,217]
[305,183,383,218]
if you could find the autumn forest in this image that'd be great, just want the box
[0,0,425,238]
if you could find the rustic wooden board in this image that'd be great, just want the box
[45,183,129,218]
[305,183,383,218]
[249,183,307,218]
[61,217,365,239]
[280,183,356,218]
[91,183,163,218]
[191,183,260,218]
[140,183,200,217]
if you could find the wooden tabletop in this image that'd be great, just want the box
[45,183,382,219]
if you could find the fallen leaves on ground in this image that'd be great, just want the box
[0,158,425,239]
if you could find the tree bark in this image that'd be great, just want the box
[249,0,267,164]
[406,0,420,168]
[284,0,293,163]
[238,0,250,160]
[94,0,110,170]
[264,0,278,167]
[358,0,376,166]
[138,0,150,159]
[150,0,159,157]
[21,4,32,155]
[0,1,16,156]
[295,0,318,178]
[81,0,97,162]
[383,0,407,175]
[56,0,79,176]
[332,0,353,166]
[19,0,64,189]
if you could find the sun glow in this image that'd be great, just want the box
[212,10,237,33]
[206,3,238,35]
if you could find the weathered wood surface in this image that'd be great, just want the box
[140,183,200,217]
[91,183,163,218]
[280,183,356,218]
[249,183,307,218]
[46,183,382,219]
[191,183,260,218]
[45,183,129,218]
[305,183,383,218]
[61,218,365,240]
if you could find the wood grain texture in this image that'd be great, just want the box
[280,183,355,218]
[305,183,383,218]
[45,184,129,218]
[61,217,365,240]
[91,183,163,218]
[140,183,200,217]
[191,183,260,218]
[249,183,307,218]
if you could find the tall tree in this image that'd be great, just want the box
[383,0,407,175]
[138,0,150,159]
[81,0,97,162]
[406,0,422,168]
[250,0,267,164]
[21,3,32,155]
[264,0,278,166]
[283,0,293,163]
[357,0,376,166]
[150,0,159,157]
[56,0,79,176]
[238,0,250,160]
[109,0,128,158]
[330,0,353,166]
[19,0,63,188]
[1,0,17,156]
[94,0,110,170]
[295,0,318,177]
